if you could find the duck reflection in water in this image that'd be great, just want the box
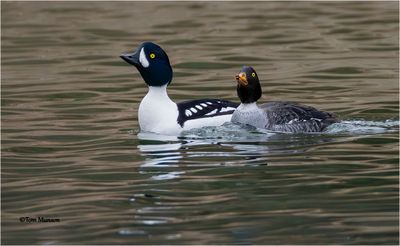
[135,125,341,182]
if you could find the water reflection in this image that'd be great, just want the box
[137,125,318,175]
[136,120,399,175]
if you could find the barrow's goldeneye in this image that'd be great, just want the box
[120,42,238,134]
[231,66,337,133]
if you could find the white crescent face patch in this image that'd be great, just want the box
[139,47,150,68]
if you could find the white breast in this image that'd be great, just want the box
[138,85,181,135]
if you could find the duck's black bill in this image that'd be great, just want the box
[120,51,139,66]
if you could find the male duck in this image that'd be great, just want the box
[120,42,238,135]
[231,66,337,133]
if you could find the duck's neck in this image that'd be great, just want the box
[145,85,172,102]
[237,102,258,111]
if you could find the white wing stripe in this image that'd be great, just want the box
[220,107,235,113]
[205,109,218,116]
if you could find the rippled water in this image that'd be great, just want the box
[2,1,399,245]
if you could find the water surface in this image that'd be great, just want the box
[1,1,399,245]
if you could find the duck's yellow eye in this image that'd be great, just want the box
[150,53,156,59]
[252,72,256,77]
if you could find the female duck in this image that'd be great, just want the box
[231,66,337,133]
[120,42,238,135]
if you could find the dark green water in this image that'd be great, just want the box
[1,1,399,245]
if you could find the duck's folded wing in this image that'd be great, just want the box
[260,101,337,132]
[177,99,239,127]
